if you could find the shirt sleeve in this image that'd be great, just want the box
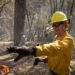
[36,36,74,56]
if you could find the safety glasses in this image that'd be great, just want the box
[52,22,64,27]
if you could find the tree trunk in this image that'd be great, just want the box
[14,0,26,46]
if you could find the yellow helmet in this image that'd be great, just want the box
[51,11,68,23]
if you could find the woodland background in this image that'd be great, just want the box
[0,0,75,44]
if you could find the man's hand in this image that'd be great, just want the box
[7,46,32,55]
[33,56,48,66]
[33,57,40,66]
[7,46,37,62]
[7,46,17,53]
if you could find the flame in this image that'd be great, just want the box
[0,64,11,74]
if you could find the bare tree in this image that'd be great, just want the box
[14,0,26,46]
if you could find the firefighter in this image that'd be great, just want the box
[7,11,74,75]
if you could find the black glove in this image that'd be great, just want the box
[33,57,40,66]
[7,46,18,53]
[14,54,25,62]
[7,46,37,62]
[7,46,37,55]
[33,56,48,66]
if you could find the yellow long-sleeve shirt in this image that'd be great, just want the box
[36,32,74,75]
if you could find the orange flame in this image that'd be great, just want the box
[0,64,11,74]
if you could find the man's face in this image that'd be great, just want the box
[52,22,66,36]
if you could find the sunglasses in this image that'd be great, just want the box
[52,22,64,27]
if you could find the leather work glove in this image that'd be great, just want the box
[7,46,31,55]
[7,46,37,62]
[33,56,48,66]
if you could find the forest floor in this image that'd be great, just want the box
[0,42,75,75]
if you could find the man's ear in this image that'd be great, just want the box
[64,21,69,28]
